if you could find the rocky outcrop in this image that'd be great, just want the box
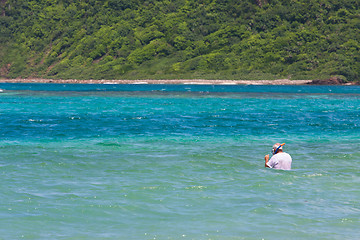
[308,77,347,85]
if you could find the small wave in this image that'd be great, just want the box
[142,186,161,190]
[96,142,122,147]
[28,119,42,122]
[69,116,81,120]
[303,173,323,177]
[185,185,207,190]
[133,116,145,120]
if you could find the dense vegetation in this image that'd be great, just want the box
[0,0,359,81]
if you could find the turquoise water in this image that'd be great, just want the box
[0,84,359,239]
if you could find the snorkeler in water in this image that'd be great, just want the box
[264,143,292,170]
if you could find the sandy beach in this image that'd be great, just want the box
[0,78,314,85]
[0,78,356,85]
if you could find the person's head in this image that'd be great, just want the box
[272,143,284,155]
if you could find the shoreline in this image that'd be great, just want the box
[0,78,356,85]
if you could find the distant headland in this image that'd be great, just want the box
[0,77,357,85]
[1,1,359,84]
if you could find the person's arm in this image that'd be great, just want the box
[265,154,270,168]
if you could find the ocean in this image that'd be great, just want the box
[0,83,359,239]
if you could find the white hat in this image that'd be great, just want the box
[272,143,285,154]
[273,143,283,150]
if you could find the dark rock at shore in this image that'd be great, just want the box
[308,77,346,85]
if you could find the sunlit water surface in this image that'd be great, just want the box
[0,84,359,239]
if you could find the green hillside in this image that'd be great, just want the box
[0,0,359,81]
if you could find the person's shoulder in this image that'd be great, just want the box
[276,152,291,157]
[281,152,292,159]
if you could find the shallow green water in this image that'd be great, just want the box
[0,84,359,239]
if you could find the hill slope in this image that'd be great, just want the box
[0,0,359,81]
